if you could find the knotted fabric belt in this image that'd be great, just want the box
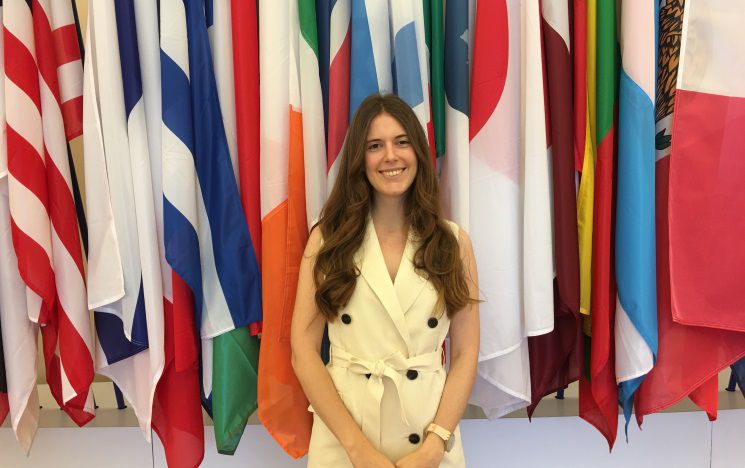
[329,345,443,448]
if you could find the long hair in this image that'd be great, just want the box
[313,94,474,321]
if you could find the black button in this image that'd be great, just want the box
[406,369,418,380]
[341,313,352,324]
[365,373,371,379]
[427,317,439,328]
[408,433,421,444]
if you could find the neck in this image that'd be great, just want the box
[371,195,407,232]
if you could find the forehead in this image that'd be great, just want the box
[366,112,407,139]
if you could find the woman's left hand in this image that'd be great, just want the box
[395,435,445,468]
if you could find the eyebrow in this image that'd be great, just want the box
[365,134,409,144]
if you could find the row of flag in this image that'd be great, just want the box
[0,0,743,466]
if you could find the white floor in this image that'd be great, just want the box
[2,409,743,467]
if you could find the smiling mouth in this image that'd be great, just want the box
[380,168,405,177]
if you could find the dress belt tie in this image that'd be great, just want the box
[329,345,443,448]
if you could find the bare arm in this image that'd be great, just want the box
[397,229,480,466]
[429,229,480,433]
[290,228,392,466]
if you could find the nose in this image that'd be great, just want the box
[383,141,399,162]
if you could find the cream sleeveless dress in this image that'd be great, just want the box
[307,218,466,467]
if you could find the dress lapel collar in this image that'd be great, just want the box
[394,230,428,315]
[356,217,412,351]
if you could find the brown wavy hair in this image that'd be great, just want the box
[313,94,474,321]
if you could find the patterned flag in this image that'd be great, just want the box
[636,0,745,425]
[154,3,205,465]
[349,0,392,115]
[299,0,328,226]
[439,0,469,227]
[614,0,658,429]
[579,0,619,448]
[4,0,94,426]
[467,0,532,418]
[48,0,83,141]
[204,0,263,453]
[257,0,317,457]
[325,0,350,187]
[390,0,433,158]
[667,0,745,333]
[527,0,582,416]
[84,0,165,439]
[171,0,261,428]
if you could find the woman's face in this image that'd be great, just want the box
[364,112,418,202]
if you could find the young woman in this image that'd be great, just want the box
[291,94,480,468]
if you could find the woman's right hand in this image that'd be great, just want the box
[349,442,396,468]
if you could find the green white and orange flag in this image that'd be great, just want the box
[257,0,326,458]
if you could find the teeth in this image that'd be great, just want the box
[381,169,404,177]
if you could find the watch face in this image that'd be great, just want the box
[445,432,455,452]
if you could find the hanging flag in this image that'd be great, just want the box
[467,0,532,418]
[574,0,594,321]
[349,0,392,115]
[667,0,745,333]
[390,0,433,158]
[614,0,658,428]
[527,0,582,416]
[231,0,263,278]
[439,0,469,227]
[48,0,83,141]
[0,177,40,453]
[316,0,331,144]
[257,0,315,457]
[84,0,165,440]
[298,0,328,226]
[165,2,263,452]
[424,0,445,161]
[520,0,554,341]
[203,0,263,454]
[636,0,745,425]
[325,0,350,188]
[577,0,618,449]
[154,3,205,465]
[4,0,94,426]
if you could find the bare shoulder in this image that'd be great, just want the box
[304,224,325,259]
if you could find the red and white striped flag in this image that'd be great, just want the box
[3,0,93,426]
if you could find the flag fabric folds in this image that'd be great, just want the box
[5,0,94,427]
[667,0,745,333]
[153,0,204,467]
[578,0,619,449]
[324,0,351,188]
[636,0,745,425]
[614,0,658,427]
[84,0,165,439]
[468,0,533,419]
[439,0,470,227]
[527,0,582,416]
[204,0,263,454]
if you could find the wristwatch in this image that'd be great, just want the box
[425,423,455,452]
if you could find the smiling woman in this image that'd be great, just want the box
[364,112,418,201]
[290,93,480,468]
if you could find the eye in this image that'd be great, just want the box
[396,138,410,146]
[367,142,381,151]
